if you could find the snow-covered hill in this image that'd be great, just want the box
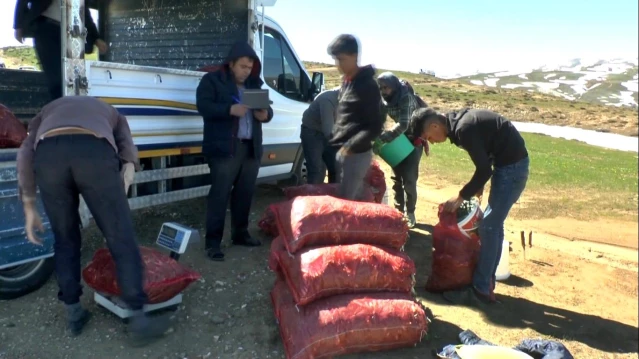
[458,58,639,108]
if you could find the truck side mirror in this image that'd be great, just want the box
[308,72,324,101]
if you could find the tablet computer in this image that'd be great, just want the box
[242,89,272,109]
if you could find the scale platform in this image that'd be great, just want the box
[94,292,182,319]
[93,222,200,321]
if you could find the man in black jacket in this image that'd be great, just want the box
[409,108,529,305]
[196,41,273,262]
[13,0,107,101]
[327,34,385,200]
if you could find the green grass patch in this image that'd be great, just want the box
[420,133,638,221]
[579,82,626,103]
[607,68,638,82]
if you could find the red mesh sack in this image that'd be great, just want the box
[268,236,285,279]
[364,160,387,203]
[272,195,408,254]
[261,184,377,238]
[271,280,428,359]
[425,204,481,292]
[0,104,27,148]
[82,246,201,304]
[258,205,280,237]
[282,183,375,203]
[273,242,416,306]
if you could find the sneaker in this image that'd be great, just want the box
[406,212,416,228]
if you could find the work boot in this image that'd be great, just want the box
[406,212,416,229]
[232,230,261,247]
[127,311,172,347]
[66,303,92,337]
[442,286,493,309]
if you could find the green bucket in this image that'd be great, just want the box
[374,133,415,168]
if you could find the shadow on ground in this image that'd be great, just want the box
[500,274,534,288]
[481,294,639,354]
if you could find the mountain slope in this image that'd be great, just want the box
[305,62,638,137]
[458,58,638,108]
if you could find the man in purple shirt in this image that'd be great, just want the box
[18,96,171,346]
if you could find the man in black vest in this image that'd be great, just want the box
[13,0,108,101]
[196,41,273,262]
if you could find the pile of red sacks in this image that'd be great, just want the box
[267,194,429,359]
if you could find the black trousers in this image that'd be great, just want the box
[33,17,63,101]
[205,140,260,249]
[34,135,147,309]
[300,126,338,184]
[391,146,422,214]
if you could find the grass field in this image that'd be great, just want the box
[420,132,639,222]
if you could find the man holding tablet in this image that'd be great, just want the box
[196,41,273,262]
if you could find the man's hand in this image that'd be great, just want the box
[443,196,464,213]
[475,187,484,204]
[14,29,24,44]
[338,146,352,157]
[24,202,44,245]
[121,162,135,194]
[379,131,394,143]
[253,109,269,122]
[95,39,108,54]
[230,104,249,117]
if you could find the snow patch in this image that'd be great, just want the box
[512,121,638,153]
[588,83,602,90]
[544,73,557,80]
[621,80,638,92]
[470,80,484,86]
[502,83,530,89]
[613,91,638,107]
[588,62,633,74]
[518,74,528,80]
[484,78,500,87]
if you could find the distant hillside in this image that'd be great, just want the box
[304,62,638,137]
[458,58,639,108]
[1,47,636,136]
[0,46,41,69]
[0,45,98,69]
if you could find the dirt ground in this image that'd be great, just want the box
[1,171,638,359]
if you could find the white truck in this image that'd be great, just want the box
[0,0,324,299]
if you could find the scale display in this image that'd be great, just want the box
[156,222,200,254]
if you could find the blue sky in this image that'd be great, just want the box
[2,0,637,76]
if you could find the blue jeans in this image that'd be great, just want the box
[473,156,529,294]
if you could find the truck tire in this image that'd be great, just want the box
[279,146,307,187]
[0,258,55,300]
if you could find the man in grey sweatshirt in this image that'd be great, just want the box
[300,88,340,184]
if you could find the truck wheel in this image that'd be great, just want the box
[279,146,307,187]
[0,258,55,300]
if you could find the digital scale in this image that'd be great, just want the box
[93,222,200,321]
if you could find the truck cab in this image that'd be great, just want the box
[0,0,324,299]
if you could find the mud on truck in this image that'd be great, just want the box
[0,0,324,299]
